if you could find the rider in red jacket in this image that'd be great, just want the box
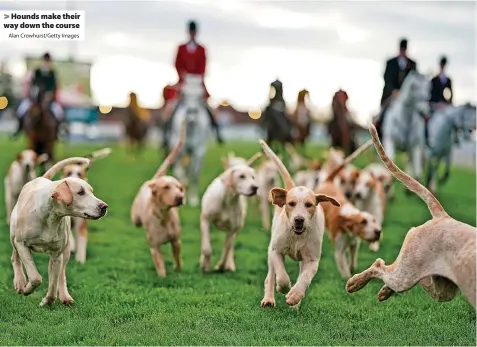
[162,20,223,149]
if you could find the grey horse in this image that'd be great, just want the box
[169,74,211,207]
[381,71,431,183]
[426,103,476,193]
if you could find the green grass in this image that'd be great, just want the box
[0,138,475,346]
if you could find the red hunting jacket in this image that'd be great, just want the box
[165,42,210,101]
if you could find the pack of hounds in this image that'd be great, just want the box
[4,123,476,309]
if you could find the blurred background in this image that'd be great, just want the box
[0,1,475,164]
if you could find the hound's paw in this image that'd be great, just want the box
[40,295,56,307]
[276,277,291,294]
[60,295,75,306]
[260,297,276,308]
[13,275,27,294]
[369,241,380,252]
[377,285,395,301]
[174,260,183,272]
[345,275,364,293]
[200,254,211,273]
[286,288,305,306]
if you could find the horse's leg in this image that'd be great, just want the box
[411,143,423,181]
[383,136,396,161]
[189,147,206,208]
[439,153,452,184]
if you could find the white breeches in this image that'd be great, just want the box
[17,99,64,121]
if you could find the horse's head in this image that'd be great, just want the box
[456,103,477,141]
[181,74,204,100]
[400,71,431,118]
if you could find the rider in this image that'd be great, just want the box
[162,20,223,147]
[429,55,453,112]
[376,38,418,137]
[14,52,64,137]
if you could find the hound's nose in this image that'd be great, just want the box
[98,202,108,216]
[345,191,352,199]
[374,229,381,239]
[355,192,362,200]
[294,216,305,226]
[25,164,31,171]
[251,185,258,193]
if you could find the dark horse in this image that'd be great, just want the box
[23,85,57,173]
[260,79,293,155]
[328,89,359,156]
[290,89,312,149]
[123,92,149,156]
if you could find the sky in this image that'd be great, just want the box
[0,0,475,124]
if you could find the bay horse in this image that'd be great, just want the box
[123,92,149,155]
[328,89,357,156]
[260,80,293,155]
[290,89,312,148]
[23,85,57,173]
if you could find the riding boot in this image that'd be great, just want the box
[12,116,25,138]
[205,104,224,145]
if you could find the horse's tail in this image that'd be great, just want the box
[154,119,186,178]
[369,124,447,219]
[325,139,373,182]
[43,157,90,180]
[259,139,294,190]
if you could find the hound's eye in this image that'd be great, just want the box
[288,202,296,207]
[164,185,170,190]
[360,219,367,225]
[78,188,85,196]
[239,174,246,179]
[304,202,313,208]
[341,179,345,184]
[67,172,73,177]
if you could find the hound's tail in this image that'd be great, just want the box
[325,140,373,182]
[153,119,186,178]
[246,152,263,166]
[43,157,91,180]
[259,139,294,190]
[86,147,112,162]
[369,124,447,219]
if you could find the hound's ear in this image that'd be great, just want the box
[52,181,73,205]
[16,152,23,161]
[269,188,288,207]
[148,181,159,196]
[221,156,229,169]
[220,169,235,189]
[315,194,340,207]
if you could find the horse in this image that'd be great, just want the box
[380,71,430,186]
[168,74,211,207]
[328,89,358,156]
[290,89,312,148]
[425,103,476,193]
[123,92,149,156]
[23,85,57,172]
[259,80,293,155]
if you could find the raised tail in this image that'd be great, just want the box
[325,139,373,182]
[154,120,186,178]
[369,124,447,219]
[86,147,112,162]
[246,152,263,166]
[259,139,294,190]
[43,157,91,180]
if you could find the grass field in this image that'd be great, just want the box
[0,138,475,346]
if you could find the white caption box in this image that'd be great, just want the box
[0,10,85,41]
